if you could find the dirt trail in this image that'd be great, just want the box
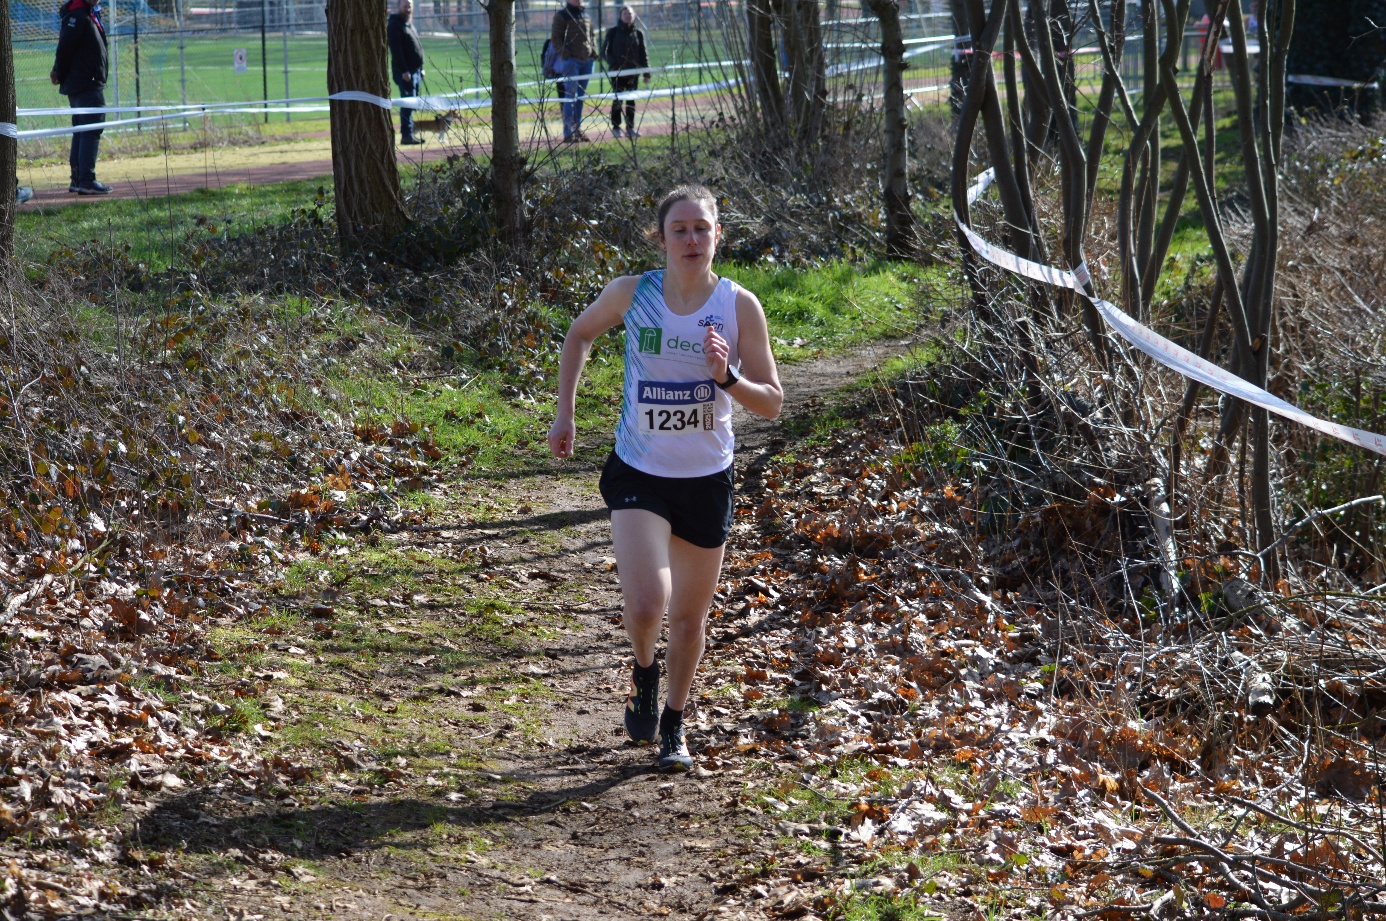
[133,338,912,921]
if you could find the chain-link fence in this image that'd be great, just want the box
[11,0,972,127]
[10,0,1228,147]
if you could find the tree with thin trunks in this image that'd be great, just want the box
[952,0,1297,582]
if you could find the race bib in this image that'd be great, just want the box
[636,379,715,434]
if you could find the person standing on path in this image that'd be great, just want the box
[50,0,111,195]
[550,0,597,142]
[548,186,783,771]
[601,6,650,138]
[388,0,426,145]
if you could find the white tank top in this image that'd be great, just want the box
[614,271,739,478]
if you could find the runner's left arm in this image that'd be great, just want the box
[703,288,783,420]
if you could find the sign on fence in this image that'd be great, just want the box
[233,49,248,74]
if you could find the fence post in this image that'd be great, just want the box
[283,6,291,122]
[261,0,270,122]
[177,0,187,108]
[110,0,119,106]
[473,6,481,89]
[133,0,141,125]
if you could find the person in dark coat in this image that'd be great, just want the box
[49,0,111,194]
[388,0,426,145]
[551,0,597,142]
[602,5,650,138]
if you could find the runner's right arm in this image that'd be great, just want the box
[548,276,640,458]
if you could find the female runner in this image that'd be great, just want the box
[548,185,783,770]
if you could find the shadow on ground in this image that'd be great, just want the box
[135,757,656,860]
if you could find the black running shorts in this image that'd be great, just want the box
[599,451,735,549]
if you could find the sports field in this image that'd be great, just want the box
[12,10,949,138]
[14,23,754,121]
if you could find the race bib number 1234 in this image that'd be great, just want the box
[637,379,715,434]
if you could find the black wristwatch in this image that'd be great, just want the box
[715,366,740,389]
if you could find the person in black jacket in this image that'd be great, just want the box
[387,0,426,145]
[49,0,111,194]
[602,6,650,138]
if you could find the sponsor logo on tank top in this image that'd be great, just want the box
[637,326,662,354]
[635,325,708,356]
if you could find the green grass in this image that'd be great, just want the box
[838,893,945,921]
[19,154,941,477]
[16,177,332,269]
[721,260,933,362]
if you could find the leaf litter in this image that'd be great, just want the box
[0,281,446,917]
[700,369,1386,920]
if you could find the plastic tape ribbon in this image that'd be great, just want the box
[958,168,1386,458]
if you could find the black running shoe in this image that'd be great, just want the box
[623,663,660,743]
[657,720,693,772]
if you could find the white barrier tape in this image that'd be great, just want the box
[826,36,955,78]
[959,168,1386,458]
[904,82,950,97]
[11,72,749,139]
[828,34,958,50]
[0,123,15,139]
[19,99,327,117]
[1287,73,1381,90]
[572,74,742,103]
[14,106,336,139]
[528,58,745,90]
[13,51,751,130]
[1218,39,1262,55]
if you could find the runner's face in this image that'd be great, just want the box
[621,8,633,24]
[661,200,719,273]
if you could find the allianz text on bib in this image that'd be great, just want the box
[636,379,716,434]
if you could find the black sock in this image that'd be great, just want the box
[660,705,683,735]
[633,659,659,685]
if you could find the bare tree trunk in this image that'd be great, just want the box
[747,0,788,141]
[784,0,827,148]
[865,0,913,256]
[949,0,970,114]
[0,0,15,265]
[326,0,410,249]
[485,0,524,240]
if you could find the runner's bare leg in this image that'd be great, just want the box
[665,537,724,710]
[610,509,672,669]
